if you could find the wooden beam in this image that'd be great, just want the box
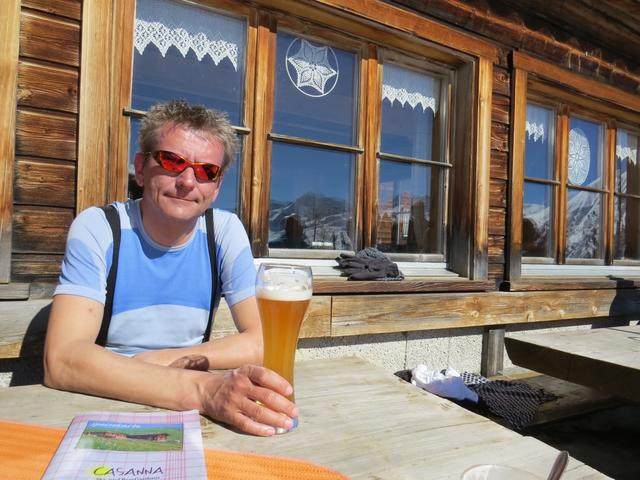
[513,51,640,115]
[472,57,492,280]
[76,0,113,212]
[305,0,497,60]
[507,69,527,282]
[481,327,504,377]
[0,0,20,283]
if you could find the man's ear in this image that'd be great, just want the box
[134,152,146,187]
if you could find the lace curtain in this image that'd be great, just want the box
[526,104,550,143]
[135,0,244,71]
[382,64,439,113]
[617,130,638,165]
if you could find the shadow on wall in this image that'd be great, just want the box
[0,303,51,386]
[597,276,640,328]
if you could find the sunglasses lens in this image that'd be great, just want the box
[198,164,221,182]
[156,151,187,173]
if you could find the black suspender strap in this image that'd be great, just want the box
[95,206,217,347]
[204,208,217,342]
[96,205,121,347]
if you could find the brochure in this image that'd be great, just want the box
[41,410,206,480]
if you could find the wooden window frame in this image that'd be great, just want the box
[507,52,640,288]
[84,0,494,283]
[0,0,21,283]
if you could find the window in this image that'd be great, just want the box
[510,53,640,281]
[615,129,640,261]
[109,0,493,279]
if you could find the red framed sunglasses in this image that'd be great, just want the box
[148,150,222,183]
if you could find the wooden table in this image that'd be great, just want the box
[0,357,607,479]
[505,325,640,403]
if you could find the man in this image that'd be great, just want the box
[44,100,297,436]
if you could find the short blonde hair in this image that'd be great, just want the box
[139,100,238,171]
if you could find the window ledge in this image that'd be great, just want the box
[503,277,640,291]
[0,283,30,300]
[313,277,495,294]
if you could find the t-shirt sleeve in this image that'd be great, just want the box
[216,211,256,306]
[53,206,113,304]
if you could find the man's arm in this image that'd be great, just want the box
[133,295,262,369]
[44,294,294,436]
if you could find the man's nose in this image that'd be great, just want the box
[175,166,197,188]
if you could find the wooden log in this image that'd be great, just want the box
[19,10,80,67]
[17,60,78,113]
[488,207,506,236]
[488,262,504,282]
[492,66,511,96]
[490,121,509,153]
[488,235,505,264]
[0,283,30,300]
[481,327,505,377]
[490,150,508,180]
[22,0,82,20]
[14,157,76,208]
[15,109,77,161]
[313,278,495,294]
[491,93,510,125]
[11,254,62,282]
[331,288,636,336]
[489,177,506,208]
[0,0,20,283]
[12,205,74,253]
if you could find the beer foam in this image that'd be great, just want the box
[256,286,312,301]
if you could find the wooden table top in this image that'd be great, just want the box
[505,325,640,403]
[0,356,608,479]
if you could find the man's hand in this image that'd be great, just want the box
[168,354,209,371]
[202,365,298,437]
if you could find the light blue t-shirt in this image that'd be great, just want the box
[54,200,256,355]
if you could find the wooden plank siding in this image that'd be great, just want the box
[9,3,80,283]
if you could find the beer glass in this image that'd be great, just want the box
[256,263,312,433]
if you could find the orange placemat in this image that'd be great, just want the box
[0,419,348,479]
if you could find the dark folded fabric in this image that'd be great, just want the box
[469,380,557,430]
[334,247,403,281]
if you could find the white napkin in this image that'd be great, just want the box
[411,365,479,402]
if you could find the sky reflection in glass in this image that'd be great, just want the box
[273,32,358,146]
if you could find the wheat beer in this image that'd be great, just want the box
[256,264,312,433]
[256,287,311,402]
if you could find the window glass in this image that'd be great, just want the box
[524,103,555,179]
[565,189,603,259]
[616,129,640,195]
[128,0,245,210]
[132,0,246,123]
[568,117,603,188]
[381,63,440,160]
[614,196,640,260]
[273,32,358,145]
[377,160,444,254]
[268,143,355,251]
[522,182,554,257]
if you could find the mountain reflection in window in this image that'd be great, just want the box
[566,190,603,259]
[268,143,355,250]
[377,161,443,254]
[614,129,640,260]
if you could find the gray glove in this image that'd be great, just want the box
[335,248,403,281]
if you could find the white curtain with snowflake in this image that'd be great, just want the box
[134,0,244,71]
[617,130,638,166]
[526,103,551,143]
[382,64,439,114]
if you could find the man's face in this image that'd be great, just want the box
[134,123,224,229]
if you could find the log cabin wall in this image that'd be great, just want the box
[10,0,81,289]
[1,0,639,376]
